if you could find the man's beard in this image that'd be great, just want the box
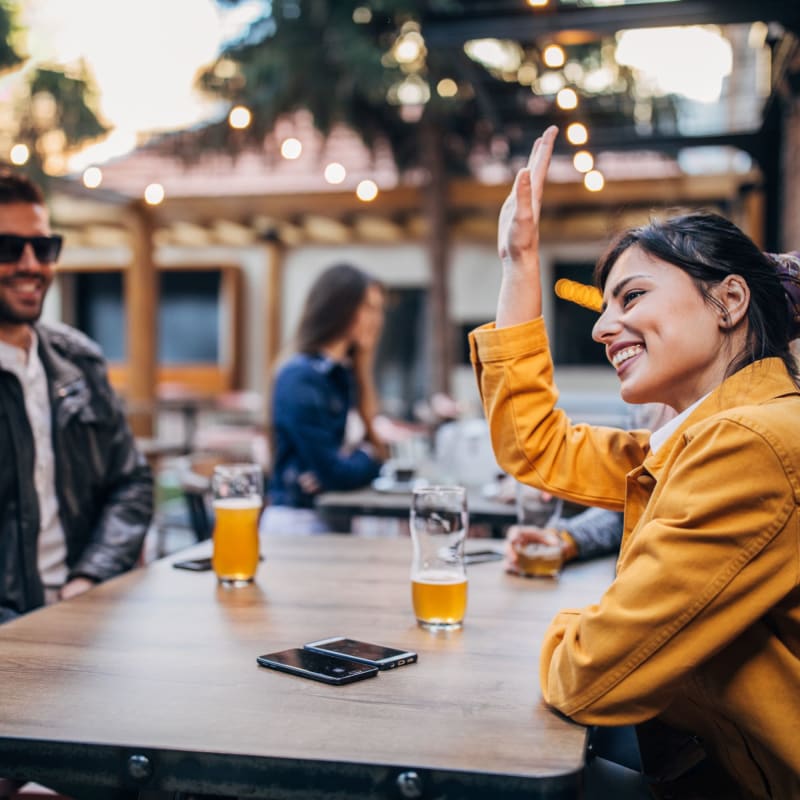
[0,293,44,325]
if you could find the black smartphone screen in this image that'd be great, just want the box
[304,638,417,669]
[256,648,379,685]
[172,557,213,571]
[464,549,504,565]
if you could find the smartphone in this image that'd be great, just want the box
[256,647,379,685]
[172,557,213,571]
[173,555,264,571]
[464,549,504,565]
[303,637,418,670]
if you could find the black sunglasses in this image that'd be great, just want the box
[0,234,63,264]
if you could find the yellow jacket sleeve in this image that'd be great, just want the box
[470,317,649,510]
[540,417,800,726]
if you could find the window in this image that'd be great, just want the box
[63,265,241,394]
[552,261,607,366]
[75,270,221,363]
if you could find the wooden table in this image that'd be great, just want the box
[0,536,615,799]
[317,487,518,533]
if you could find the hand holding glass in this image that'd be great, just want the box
[513,483,564,577]
[410,486,468,630]
[211,463,262,587]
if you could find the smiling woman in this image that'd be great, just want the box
[469,126,800,796]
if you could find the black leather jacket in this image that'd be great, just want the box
[0,322,153,623]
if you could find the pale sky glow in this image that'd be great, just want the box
[616,26,733,103]
[10,0,268,170]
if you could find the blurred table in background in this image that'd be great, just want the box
[316,486,517,537]
[128,387,267,466]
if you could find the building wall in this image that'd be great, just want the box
[43,235,629,422]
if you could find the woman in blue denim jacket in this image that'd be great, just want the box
[261,263,387,534]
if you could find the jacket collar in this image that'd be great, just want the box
[33,324,86,401]
[643,357,799,477]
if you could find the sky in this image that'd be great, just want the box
[12,0,268,169]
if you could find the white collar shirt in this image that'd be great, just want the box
[0,332,68,592]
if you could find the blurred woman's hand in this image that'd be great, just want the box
[504,524,565,575]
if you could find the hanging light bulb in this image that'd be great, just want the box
[573,151,594,173]
[543,44,565,68]
[82,167,103,189]
[324,162,346,185]
[228,105,252,130]
[556,87,578,110]
[584,170,605,192]
[280,138,303,159]
[144,183,165,205]
[356,180,378,202]
[566,122,589,145]
[9,144,29,165]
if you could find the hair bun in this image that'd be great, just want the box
[767,252,800,340]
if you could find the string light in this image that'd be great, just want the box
[556,87,578,110]
[543,44,565,68]
[437,78,458,98]
[144,183,165,205]
[584,170,605,192]
[82,166,103,188]
[228,105,252,130]
[9,144,29,165]
[573,151,594,173]
[356,180,378,202]
[566,122,589,145]
[280,138,302,159]
[555,278,603,312]
[324,162,346,184]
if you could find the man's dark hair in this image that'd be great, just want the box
[0,169,45,205]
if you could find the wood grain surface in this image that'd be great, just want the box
[0,535,615,796]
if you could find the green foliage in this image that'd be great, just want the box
[0,0,23,74]
[30,67,107,143]
[196,0,485,174]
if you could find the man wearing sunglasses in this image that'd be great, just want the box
[0,170,153,626]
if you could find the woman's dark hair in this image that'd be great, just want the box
[594,211,799,383]
[295,263,380,354]
[0,170,45,205]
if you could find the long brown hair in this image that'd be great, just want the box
[295,263,380,354]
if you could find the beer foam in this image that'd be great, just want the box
[213,497,262,510]
[412,570,467,585]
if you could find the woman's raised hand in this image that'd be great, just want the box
[495,126,558,328]
[498,125,558,268]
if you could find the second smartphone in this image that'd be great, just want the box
[257,648,378,685]
[304,637,418,670]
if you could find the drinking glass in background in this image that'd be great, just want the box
[410,486,468,630]
[513,483,564,578]
[211,463,263,587]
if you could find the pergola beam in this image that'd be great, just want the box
[423,0,800,45]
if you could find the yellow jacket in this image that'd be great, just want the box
[470,317,800,799]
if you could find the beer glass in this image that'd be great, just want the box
[211,463,263,587]
[514,483,564,578]
[410,486,468,631]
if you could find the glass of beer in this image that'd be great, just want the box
[514,483,564,578]
[211,463,263,587]
[410,486,468,631]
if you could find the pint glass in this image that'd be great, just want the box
[410,486,468,630]
[514,483,564,578]
[211,463,262,587]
